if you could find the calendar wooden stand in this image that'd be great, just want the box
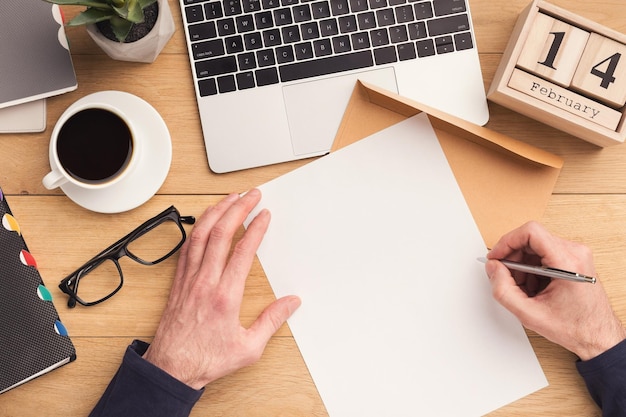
[488,0,626,147]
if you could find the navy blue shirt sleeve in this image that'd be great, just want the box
[89,340,204,417]
[577,338,626,416]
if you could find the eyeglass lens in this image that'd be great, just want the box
[127,218,185,263]
[73,218,185,305]
[76,258,123,304]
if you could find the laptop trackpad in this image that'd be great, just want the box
[283,67,398,156]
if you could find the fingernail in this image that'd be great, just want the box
[225,193,240,202]
[247,188,261,198]
[485,260,496,278]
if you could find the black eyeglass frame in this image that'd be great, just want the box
[59,206,196,308]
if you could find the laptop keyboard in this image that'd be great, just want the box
[182,0,474,96]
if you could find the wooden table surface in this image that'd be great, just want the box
[1,0,625,415]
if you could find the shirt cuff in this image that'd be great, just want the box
[576,338,626,413]
[127,340,205,404]
[576,338,626,375]
[89,340,203,417]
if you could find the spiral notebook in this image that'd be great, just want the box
[0,188,76,394]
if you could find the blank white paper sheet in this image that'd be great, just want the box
[246,114,548,416]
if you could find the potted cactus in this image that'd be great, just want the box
[43,0,175,63]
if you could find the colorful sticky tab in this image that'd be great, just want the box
[37,285,53,302]
[2,213,20,235]
[20,249,38,268]
[54,320,69,337]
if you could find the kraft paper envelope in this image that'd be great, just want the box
[333,81,564,248]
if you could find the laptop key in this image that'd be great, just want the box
[373,45,397,64]
[223,0,243,15]
[255,11,274,28]
[193,39,225,59]
[454,31,473,50]
[225,35,244,53]
[195,56,238,77]
[218,75,237,93]
[376,8,395,26]
[279,50,374,82]
[204,2,224,19]
[256,49,277,66]
[432,0,465,16]
[320,18,339,36]
[295,42,314,59]
[274,8,294,25]
[332,35,352,53]
[416,38,435,57]
[198,78,218,96]
[238,52,257,69]
[262,0,281,8]
[369,0,387,9]
[413,1,433,19]
[351,32,371,50]
[435,35,454,53]
[293,4,313,21]
[263,28,283,46]
[357,12,376,30]
[185,5,205,23]
[397,42,416,60]
[330,0,350,16]
[236,71,256,89]
[311,1,331,19]
[217,18,236,35]
[395,5,414,23]
[389,25,408,43]
[427,13,469,36]
[243,0,262,12]
[276,45,296,63]
[314,38,333,56]
[188,22,218,41]
[256,67,280,86]
[349,0,368,12]
[338,15,358,33]
[407,21,426,39]
[370,28,390,46]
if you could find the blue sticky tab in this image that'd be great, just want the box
[54,320,69,336]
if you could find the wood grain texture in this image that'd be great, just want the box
[1,1,625,415]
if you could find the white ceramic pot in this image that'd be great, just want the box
[86,0,175,63]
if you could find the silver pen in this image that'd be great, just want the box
[477,257,596,284]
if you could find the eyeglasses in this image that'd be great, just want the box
[59,206,196,308]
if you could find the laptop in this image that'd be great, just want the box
[180,0,489,173]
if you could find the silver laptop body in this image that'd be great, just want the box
[180,0,489,173]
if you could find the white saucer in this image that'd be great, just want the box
[58,91,171,213]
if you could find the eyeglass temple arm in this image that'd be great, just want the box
[180,215,196,225]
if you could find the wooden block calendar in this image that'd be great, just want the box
[488,0,626,147]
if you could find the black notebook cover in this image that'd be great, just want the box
[0,188,76,394]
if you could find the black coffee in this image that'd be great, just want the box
[57,108,133,184]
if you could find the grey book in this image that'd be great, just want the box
[0,0,77,108]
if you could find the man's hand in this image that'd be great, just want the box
[143,189,301,389]
[486,221,625,361]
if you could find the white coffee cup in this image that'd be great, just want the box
[43,101,142,191]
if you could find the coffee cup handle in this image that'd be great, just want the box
[42,170,68,190]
